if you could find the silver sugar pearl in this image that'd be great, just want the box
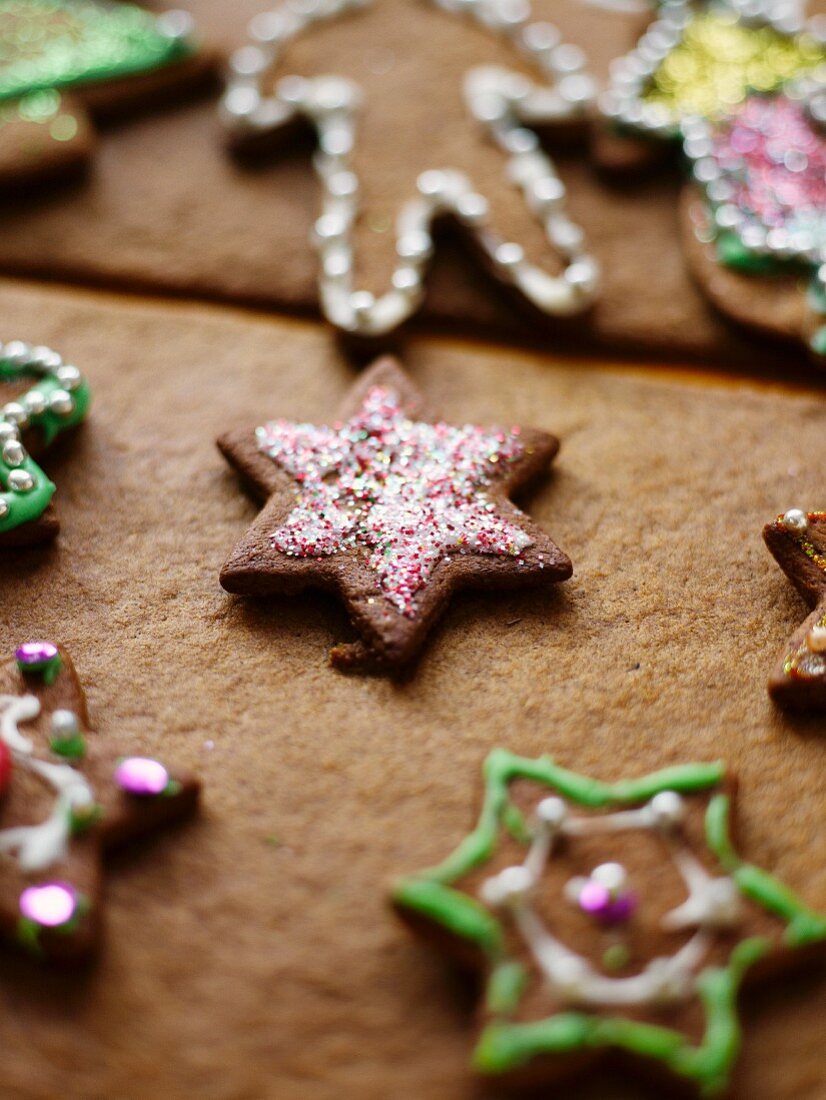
[0,498,9,519]
[51,709,80,738]
[781,508,809,534]
[8,468,35,493]
[48,389,75,417]
[22,389,47,417]
[649,790,685,830]
[56,366,82,392]
[2,403,29,429]
[2,341,31,367]
[2,440,25,468]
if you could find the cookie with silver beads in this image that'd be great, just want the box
[0,641,199,961]
[0,340,91,547]
[597,0,825,173]
[0,0,215,190]
[220,0,601,341]
[763,509,826,710]
[217,356,572,673]
[392,749,826,1096]
[681,71,826,363]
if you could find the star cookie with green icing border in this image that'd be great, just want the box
[217,356,572,673]
[0,0,214,189]
[392,750,826,1096]
[0,641,199,961]
[0,339,91,547]
[763,508,826,710]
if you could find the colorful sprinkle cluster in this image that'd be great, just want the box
[0,0,191,103]
[709,94,826,253]
[643,12,823,121]
[256,385,533,617]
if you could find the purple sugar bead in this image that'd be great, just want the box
[19,882,76,927]
[115,756,169,796]
[15,641,59,667]
[578,881,637,925]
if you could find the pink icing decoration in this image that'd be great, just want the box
[710,95,826,245]
[256,385,533,617]
[19,882,76,927]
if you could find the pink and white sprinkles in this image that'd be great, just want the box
[256,385,534,617]
[710,95,826,250]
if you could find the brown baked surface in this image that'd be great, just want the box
[1,0,824,368]
[1,277,824,1098]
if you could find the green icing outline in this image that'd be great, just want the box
[392,750,826,1094]
[0,0,194,104]
[0,362,91,534]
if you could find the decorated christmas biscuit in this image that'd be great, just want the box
[0,0,213,188]
[763,508,826,710]
[220,0,600,339]
[217,357,572,672]
[0,339,91,546]
[0,642,198,961]
[392,750,826,1096]
[682,74,826,361]
[598,0,826,361]
[599,0,824,163]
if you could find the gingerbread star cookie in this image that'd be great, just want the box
[763,508,826,710]
[218,357,572,673]
[0,641,198,961]
[0,339,91,547]
[393,749,826,1096]
[0,0,214,189]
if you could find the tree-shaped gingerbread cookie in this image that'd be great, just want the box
[0,640,198,960]
[0,0,213,188]
[0,339,90,546]
[393,749,826,1095]
[599,0,826,361]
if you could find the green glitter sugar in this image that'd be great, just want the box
[0,0,194,103]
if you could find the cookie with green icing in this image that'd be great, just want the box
[0,339,91,546]
[764,509,826,711]
[392,750,826,1095]
[0,0,214,188]
[0,641,199,961]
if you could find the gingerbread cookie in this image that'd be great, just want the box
[0,339,90,547]
[221,0,600,340]
[682,74,826,362]
[393,749,826,1096]
[217,356,571,672]
[0,0,213,188]
[598,0,826,361]
[763,509,826,710]
[0,641,198,961]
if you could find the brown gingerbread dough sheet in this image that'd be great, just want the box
[0,278,823,1098]
[1,0,824,370]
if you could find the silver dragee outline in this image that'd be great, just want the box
[220,0,601,337]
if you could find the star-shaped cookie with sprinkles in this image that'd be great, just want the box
[217,357,571,673]
[0,641,199,961]
[392,750,826,1096]
[763,509,826,710]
